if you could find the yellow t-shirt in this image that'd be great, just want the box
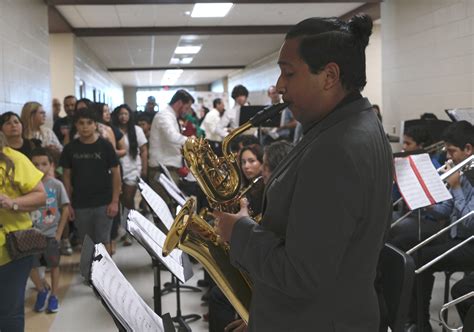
[0,147,43,266]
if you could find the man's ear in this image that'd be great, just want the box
[464,143,473,156]
[322,62,341,90]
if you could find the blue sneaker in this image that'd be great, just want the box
[47,295,59,313]
[34,289,49,312]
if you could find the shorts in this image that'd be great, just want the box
[33,237,60,268]
[74,205,113,244]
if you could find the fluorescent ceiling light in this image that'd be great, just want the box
[170,57,193,65]
[191,3,233,18]
[175,45,202,54]
[161,69,183,85]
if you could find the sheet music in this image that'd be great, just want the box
[410,154,452,204]
[91,244,164,332]
[159,163,175,184]
[127,210,189,282]
[447,108,474,124]
[159,174,187,206]
[394,157,431,210]
[137,178,174,229]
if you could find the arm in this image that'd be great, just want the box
[0,181,46,212]
[62,168,75,220]
[106,166,121,218]
[157,114,187,146]
[115,136,127,158]
[228,150,363,298]
[140,144,148,178]
[55,204,70,241]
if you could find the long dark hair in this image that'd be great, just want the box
[240,144,264,185]
[112,104,138,159]
[0,132,16,188]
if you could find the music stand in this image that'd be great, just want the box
[127,210,199,331]
[80,236,176,332]
[445,108,474,124]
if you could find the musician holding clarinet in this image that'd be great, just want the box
[215,14,393,331]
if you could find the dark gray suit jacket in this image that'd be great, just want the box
[230,97,393,331]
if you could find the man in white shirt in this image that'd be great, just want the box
[201,98,228,154]
[219,85,249,132]
[148,89,194,210]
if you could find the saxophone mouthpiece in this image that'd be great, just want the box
[249,102,290,127]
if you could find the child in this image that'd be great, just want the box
[59,107,121,254]
[29,148,70,313]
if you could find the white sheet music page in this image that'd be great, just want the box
[410,154,452,204]
[127,210,188,282]
[159,174,186,206]
[448,108,474,124]
[91,244,164,332]
[137,178,174,229]
[394,157,431,210]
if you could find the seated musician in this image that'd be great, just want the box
[215,14,393,332]
[402,126,442,168]
[451,272,474,324]
[208,141,291,332]
[403,121,474,331]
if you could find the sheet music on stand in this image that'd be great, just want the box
[127,210,193,283]
[90,243,165,332]
[159,174,187,207]
[137,178,174,229]
[394,153,452,210]
[445,107,474,124]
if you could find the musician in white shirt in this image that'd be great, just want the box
[201,98,228,154]
[219,85,249,132]
[148,89,194,210]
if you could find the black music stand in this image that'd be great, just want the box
[80,236,176,332]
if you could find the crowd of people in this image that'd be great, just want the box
[0,15,473,332]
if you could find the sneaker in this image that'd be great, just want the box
[34,289,50,312]
[60,239,73,256]
[47,295,59,313]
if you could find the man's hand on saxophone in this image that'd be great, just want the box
[214,198,250,243]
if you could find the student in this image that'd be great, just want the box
[29,148,70,313]
[59,108,121,254]
[407,121,474,331]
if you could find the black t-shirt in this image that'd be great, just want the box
[53,116,72,144]
[14,139,42,159]
[60,136,119,208]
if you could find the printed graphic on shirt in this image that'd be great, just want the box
[31,186,59,229]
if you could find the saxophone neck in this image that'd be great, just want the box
[222,123,253,156]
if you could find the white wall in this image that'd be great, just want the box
[0,0,51,123]
[382,0,474,136]
[50,33,75,113]
[74,38,124,109]
[225,26,382,109]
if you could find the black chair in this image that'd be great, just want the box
[378,243,416,332]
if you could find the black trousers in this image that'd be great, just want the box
[388,216,444,252]
[451,273,474,322]
[209,286,236,332]
[411,239,474,325]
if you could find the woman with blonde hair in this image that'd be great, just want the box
[0,131,46,331]
[20,101,62,153]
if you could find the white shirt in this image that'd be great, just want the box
[121,125,147,178]
[149,105,187,168]
[219,104,240,131]
[201,109,226,142]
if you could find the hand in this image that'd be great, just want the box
[225,319,247,332]
[107,201,119,218]
[55,232,61,242]
[447,170,461,189]
[0,194,14,210]
[214,198,249,243]
[68,205,75,221]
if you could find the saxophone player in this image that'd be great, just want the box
[215,14,393,331]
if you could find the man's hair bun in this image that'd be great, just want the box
[347,14,373,47]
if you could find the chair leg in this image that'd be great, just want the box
[442,271,452,332]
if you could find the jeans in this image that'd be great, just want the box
[0,255,34,332]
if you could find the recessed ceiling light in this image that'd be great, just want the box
[175,45,202,54]
[170,57,193,65]
[191,3,233,18]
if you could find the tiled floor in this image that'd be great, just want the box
[23,238,463,332]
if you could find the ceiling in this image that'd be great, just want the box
[51,1,375,87]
